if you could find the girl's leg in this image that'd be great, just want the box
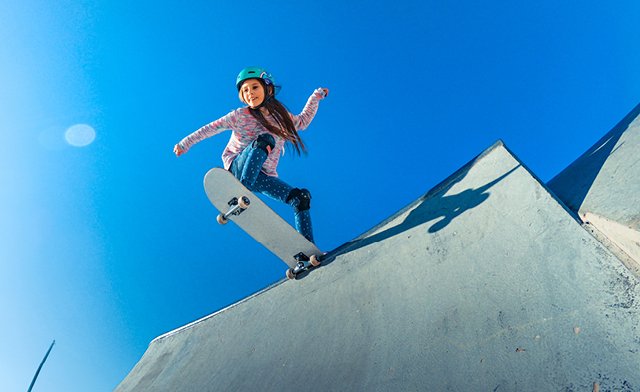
[286,188,314,244]
[229,134,314,243]
[229,134,275,191]
[252,173,314,244]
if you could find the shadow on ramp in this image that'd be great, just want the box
[313,163,521,273]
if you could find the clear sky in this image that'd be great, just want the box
[1,1,639,390]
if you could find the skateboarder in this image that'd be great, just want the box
[173,66,329,244]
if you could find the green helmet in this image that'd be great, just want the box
[235,66,281,95]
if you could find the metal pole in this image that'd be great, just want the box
[27,340,55,392]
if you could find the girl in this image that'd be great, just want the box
[173,66,329,244]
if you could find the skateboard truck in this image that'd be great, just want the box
[217,196,250,225]
[286,252,322,279]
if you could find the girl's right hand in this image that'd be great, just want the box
[174,143,185,157]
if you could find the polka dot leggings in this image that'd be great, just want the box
[230,136,314,244]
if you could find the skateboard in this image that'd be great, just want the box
[203,167,322,279]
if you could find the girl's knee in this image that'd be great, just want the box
[252,133,276,154]
[286,188,311,212]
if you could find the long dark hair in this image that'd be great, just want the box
[248,84,307,155]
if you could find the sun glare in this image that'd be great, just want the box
[65,124,96,147]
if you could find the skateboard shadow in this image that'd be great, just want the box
[323,163,521,264]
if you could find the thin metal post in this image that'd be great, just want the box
[27,340,55,392]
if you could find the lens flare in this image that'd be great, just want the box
[65,124,96,147]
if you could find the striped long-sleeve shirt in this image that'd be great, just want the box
[179,88,326,177]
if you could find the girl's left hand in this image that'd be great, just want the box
[321,88,329,97]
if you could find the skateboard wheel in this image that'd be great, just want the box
[309,254,321,267]
[216,213,228,225]
[286,268,296,280]
[238,196,250,209]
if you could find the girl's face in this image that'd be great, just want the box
[240,79,266,108]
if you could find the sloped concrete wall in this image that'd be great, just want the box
[549,103,640,275]
[117,141,640,392]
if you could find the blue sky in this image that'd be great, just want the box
[1,1,639,390]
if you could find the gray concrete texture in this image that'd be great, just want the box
[117,140,640,391]
[549,103,640,270]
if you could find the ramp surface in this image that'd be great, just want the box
[117,141,640,391]
[549,102,640,273]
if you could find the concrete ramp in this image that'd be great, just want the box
[117,141,640,391]
[548,103,640,273]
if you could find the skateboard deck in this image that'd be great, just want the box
[203,167,322,278]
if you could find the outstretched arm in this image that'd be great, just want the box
[173,110,238,157]
[293,87,329,130]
